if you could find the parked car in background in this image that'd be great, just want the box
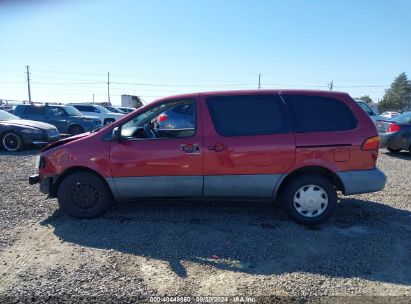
[355,100,385,123]
[0,109,59,152]
[103,105,126,114]
[71,104,125,125]
[117,106,136,113]
[30,90,386,225]
[14,104,102,136]
[156,102,195,130]
[381,111,400,119]
[377,111,411,155]
[0,105,15,114]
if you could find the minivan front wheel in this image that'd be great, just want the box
[281,174,337,225]
[57,172,112,218]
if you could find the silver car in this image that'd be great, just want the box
[356,101,385,123]
[156,102,195,129]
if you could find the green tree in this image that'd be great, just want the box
[358,95,373,104]
[379,72,411,111]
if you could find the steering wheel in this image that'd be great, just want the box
[143,123,156,138]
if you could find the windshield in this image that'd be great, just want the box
[63,106,83,116]
[105,106,123,113]
[391,112,411,124]
[0,110,19,121]
[357,102,375,116]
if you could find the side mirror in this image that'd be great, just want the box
[111,127,122,141]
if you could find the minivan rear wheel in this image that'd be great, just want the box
[57,172,112,218]
[281,174,337,225]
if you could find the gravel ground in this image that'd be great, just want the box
[0,149,410,303]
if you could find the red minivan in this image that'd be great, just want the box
[29,90,386,225]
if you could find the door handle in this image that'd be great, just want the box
[180,143,200,153]
[208,143,227,152]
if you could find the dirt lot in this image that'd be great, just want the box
[0,149,410,303]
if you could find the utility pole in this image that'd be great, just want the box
[92,93,95,103]
[26,65,32,103]
[258,73,261,89]
[107,72,111,105]
[328,80,334,91]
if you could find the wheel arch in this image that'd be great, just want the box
[68,123,84,134]
[51,166,114,198]
[275,166,344,197]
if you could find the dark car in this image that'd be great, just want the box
[377,112,411,155]
[0,109,59,152]
[14,104,102,135]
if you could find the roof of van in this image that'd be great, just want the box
[153,89,350,103]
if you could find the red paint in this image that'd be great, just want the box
[38,90,380,187]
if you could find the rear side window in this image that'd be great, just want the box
[73,105,98,112]
[283,95,357,132]
[24,106,45,115]
[206,95,290,136]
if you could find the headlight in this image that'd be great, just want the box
[21,128,42,134]
[35,155,40,168]
[36,156,46,169]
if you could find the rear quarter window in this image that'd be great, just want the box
[73,105,97,112]
[24,106,45,115]
[206,94,290,136]
[282,95,357,132]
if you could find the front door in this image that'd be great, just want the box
[45,106,70,132]
[202,93,295,197]
[109,97,203,200]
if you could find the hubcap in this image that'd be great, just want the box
[293,184,328,218]
[3,133,20,151]
[69,182,101,211]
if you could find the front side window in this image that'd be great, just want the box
[357,102,375,116]
[120,99,196,139]
[206,94,290,136]
[283,95,358,133]
[46,107,66,117]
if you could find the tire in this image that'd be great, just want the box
[1,131,24,152]
[104,118,115,126]
[57,172,113,219]
[68,125,84,136]
[281,174,337,225]
[387,147,401,153]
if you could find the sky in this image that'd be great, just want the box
[0,0,410,105]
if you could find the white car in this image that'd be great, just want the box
[71,104,125,125]
[117,106,136,113]
[381,111,400,119]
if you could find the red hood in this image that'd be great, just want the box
[41,132,91,152]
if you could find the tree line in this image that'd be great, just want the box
[357,72,411,112]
